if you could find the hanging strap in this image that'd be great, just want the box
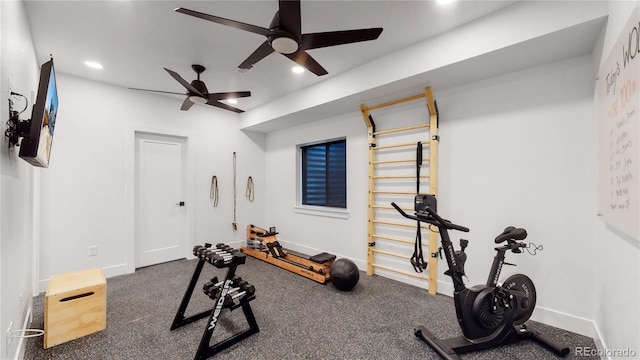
[416,141,423,194]
[245,176,254,202]
[210,176,219,207]
[412,142,427,273]
[232,152,237,230]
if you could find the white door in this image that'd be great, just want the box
[135,132,187,268]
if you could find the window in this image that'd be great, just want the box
[300,139,346,208]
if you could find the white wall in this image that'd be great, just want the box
[0,1,38,358]
[265,3,640,353]
[36,74,266,291]
[265,53,601,337]
[592,1,640,356]
[265,112,368,261]
[437,55,598,334]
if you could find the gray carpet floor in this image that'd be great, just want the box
[25,255,595,359]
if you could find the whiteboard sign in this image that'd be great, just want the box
[598,6,640,240]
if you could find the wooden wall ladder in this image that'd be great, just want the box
[361,87,440,294]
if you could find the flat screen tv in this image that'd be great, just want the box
[19,58,59,167]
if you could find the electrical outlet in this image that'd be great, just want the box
[88,246,98,256]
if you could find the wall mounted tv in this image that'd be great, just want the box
[19,58,59,167]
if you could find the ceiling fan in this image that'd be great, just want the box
[174,1,383,76]
[129,65,251,113]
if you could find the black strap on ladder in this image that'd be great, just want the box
[411,142,427,273]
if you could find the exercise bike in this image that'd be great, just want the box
[391,195,569,359]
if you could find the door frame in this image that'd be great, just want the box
[125,124,195,274]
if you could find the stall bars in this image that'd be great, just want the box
[361,87,439,294]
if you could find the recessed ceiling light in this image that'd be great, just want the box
[84,61,104,70]
[227,99,238,104]
[436,0,456,5]
[292,66,305,74]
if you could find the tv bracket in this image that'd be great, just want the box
[5,91,32,148]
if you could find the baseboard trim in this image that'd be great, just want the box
[12,304,34,360]
[531,305,596,338]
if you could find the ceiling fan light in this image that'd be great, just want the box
[271,37,299,54]
[188,95,208,104]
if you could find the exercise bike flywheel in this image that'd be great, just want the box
[502,273,537,325]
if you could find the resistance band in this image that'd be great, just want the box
[210,176,219,207]
[246,176,254,202]
[411,142,427,273]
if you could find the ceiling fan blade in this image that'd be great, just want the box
[181,98,195,111]
[207,100,245,113]
[174,7,272,36]
[238,41,275,70]
[284,50,328,76]
[128,88,185,96]
[207,91,252,100]
[164,68,204,97]
[301,28,383,50]
[278,0,301,37]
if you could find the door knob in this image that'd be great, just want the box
[176,201,185,206]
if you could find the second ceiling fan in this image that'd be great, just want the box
[130,65,251,113]
[175,0,383,76]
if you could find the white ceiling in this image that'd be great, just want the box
[23,0,520,113]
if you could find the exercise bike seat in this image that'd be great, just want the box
[495,226,527,243]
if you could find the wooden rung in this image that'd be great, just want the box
[373,123,429,136]
[372,249,411,259]
[372,205,412,211]
[372,263,430,281]
[366,93,426,110]
[373,158,429,165]
[372,234,430,245]
[373,175,430,179]
[372,142,422,151]
[373,191,430,195]
[373,220,429,229]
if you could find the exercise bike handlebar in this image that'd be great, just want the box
[390,202,470,233]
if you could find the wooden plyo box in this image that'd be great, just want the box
[44,267,106,348]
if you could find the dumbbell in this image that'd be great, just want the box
[205,248,232,259]
[193,246,204,257]
[212,246,234,255]
[203,276,231,295]
[193,243,213,256]
[202,276,220,294]
[229,282,256,303]
[205,249,233,261]
[206,253,233,267]
[203,278,244,300]
[234,280,248,289]
[215,243,233,251]
[240,282,256,297]
[198,249,217,261]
